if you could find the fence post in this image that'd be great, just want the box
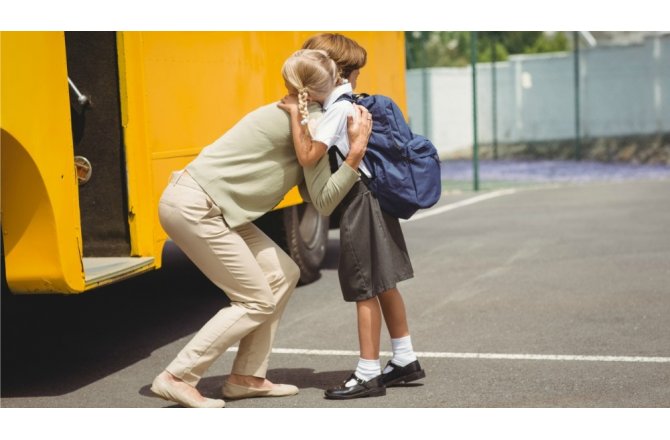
[573,31,582,161]
[471,31,480,191]
[491,36,498,160]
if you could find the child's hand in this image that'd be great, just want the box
[277,94,299,115]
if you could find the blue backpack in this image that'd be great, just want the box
[335,94,442,219]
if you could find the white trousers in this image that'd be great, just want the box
[158,171,300,386]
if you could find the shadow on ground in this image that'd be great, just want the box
[137,368,423,407]
[137,368,352,400]
[1,242,229,397]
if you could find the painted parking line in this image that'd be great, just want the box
[228,347,670,363]
[401,188,518,223]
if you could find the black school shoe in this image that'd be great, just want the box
[380,360,426,386]
[324,374,386,400]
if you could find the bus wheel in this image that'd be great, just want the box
[283,203,329,285]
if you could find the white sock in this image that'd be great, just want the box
[389,335,417,368]
[346,358,381,386]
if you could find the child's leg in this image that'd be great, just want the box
[324,296,386,399]
[357,297,382,360]
[378,287,410,338]
[379,288,416,366]
[350,296,383,382]
[378,288,425,385]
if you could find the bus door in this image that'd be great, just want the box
[1,32,155,294]
[64,31,153,288]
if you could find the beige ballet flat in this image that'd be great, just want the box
[222,381,299,400]
[151,375,225,408]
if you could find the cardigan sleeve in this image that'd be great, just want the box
[299,153,359,216]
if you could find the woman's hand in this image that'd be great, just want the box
[277,94,299,115]
[346,104,372,164]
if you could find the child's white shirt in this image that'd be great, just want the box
[311,82,372,178]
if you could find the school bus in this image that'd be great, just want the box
[1,31,407,294]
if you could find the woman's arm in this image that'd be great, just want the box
[278,95,328,167]
[299,105,372,216]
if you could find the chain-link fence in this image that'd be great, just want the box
[407,32,670,167]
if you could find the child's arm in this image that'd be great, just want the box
[278,95,328,167]
[299,106,371,216]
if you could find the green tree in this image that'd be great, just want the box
[405,31,569,69]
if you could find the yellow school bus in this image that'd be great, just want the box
[1,31,407,294]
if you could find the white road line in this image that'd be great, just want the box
[228,347,670,363]
[402,188,518,223]
[235,186,667,366]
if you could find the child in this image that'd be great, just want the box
[281,37,426,400]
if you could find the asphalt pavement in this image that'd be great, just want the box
[2,177,669,410]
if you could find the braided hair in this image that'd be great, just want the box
[297,87,310,125]
[282,49,338,125]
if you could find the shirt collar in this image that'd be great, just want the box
[323,82,353,110]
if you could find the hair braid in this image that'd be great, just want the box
[281,49,338,126]
[298,88,310,125]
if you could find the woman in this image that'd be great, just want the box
[150,49,372,408]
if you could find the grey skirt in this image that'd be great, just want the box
[338,180,414,302]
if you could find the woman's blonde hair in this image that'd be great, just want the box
[282,49,338,125]
[301,33,367,82]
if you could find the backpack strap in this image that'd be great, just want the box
[328,94,354,173]
[333,93,370,103]
[329,93,372,184]
[328,146,345,173]
[329,146,371,187]
[334,94,355,104]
